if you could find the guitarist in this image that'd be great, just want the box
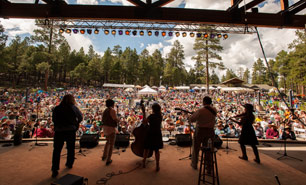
[141,102,163,172]
[189,96,217,172]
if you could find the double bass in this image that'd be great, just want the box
[131,100,153,158]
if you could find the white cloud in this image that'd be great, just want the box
[76,0,98,5]
[185,0,230,10]
[64,34,94,53]
[1,18,37,37]
[106,0,133,6]
[146,42,164,55]
[140,42,144,48]
[9,0,35,3]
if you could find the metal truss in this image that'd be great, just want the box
[40,19,256,34]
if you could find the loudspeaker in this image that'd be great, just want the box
[51,174,84,185]
[175,134,192,147]
[115,134,130,148]
[80,134,99,148]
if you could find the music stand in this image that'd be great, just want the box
[222,120,237,154]
[222,136,237,154]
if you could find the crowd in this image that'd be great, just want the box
[0,87,305,141]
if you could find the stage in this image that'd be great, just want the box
[0,141,306,185]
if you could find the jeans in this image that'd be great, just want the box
[52,131,76,171]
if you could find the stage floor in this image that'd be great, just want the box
[0,141,306,185]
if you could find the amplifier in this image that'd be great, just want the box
[175,134,192,147]
[51,174,85,185]
[80,134,99,148]
[115,134,130,148]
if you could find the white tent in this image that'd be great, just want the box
[175,86,190,90]
[138,86,158,95]
[103,83,134,88]
[124,88,134,92]
[152,86,158,89]
[200,86,206,90]
[193,86,200,90]
[220,87,254,92]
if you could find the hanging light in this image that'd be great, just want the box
[80,29,85,34]
[140,31,144,36]
[196,33,202,38]
[125,30,130,35]
[190,32,195,37]
[118,30,123,35]
[161,32,166,37]
[168,32,173,37]
[155,31,159,36]
[217,33,222,38]
[175,32,180,37]
[87,29,92,34]
[182,32,187,37]
[210,33,215,38]
[66,29,71,34]
[132,30,137,36]
[111,30,116,35]
[104,30,109,35]
[223,34,228,39]
[72,29,78,34]
[94,29,99,34]
[203,33,208,38]
[59,28,64,34]
[148,31,152,36]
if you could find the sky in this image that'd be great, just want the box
[1,0,305,77]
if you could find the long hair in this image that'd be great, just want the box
[60,94,76,107]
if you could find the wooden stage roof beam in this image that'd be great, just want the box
[0,0,305,29]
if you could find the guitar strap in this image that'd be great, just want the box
[204,106,217,116]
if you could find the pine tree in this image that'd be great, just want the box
[192,27,224,93]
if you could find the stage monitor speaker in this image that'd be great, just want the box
[51,174,84,185]
[175,134,192,147]
[80,134,99,148]
[115,134,130,148]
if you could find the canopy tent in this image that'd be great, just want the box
[103,83,134,88]
[137,86,158,95]
[135,85,142,89]
[174,86,190,90]
[158,85,166,92]
[220,87,254,92]
[151,86,158,89]
[124,88,134,92]
[193,86,200,90]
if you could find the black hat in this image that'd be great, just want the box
[243,104,254,112]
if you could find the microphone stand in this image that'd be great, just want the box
[277,132,302,161]
[29,100,47,151]
[179,119,192,160]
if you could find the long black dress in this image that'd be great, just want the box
[239,113,259,146]
[144,114,163,150]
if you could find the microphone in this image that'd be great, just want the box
[275,175,281,185]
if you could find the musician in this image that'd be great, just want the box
[142,103,163,172]
[51,94,83,178]
[230,104,260,164]
[102,99,120,165]
[189,96,217,171]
